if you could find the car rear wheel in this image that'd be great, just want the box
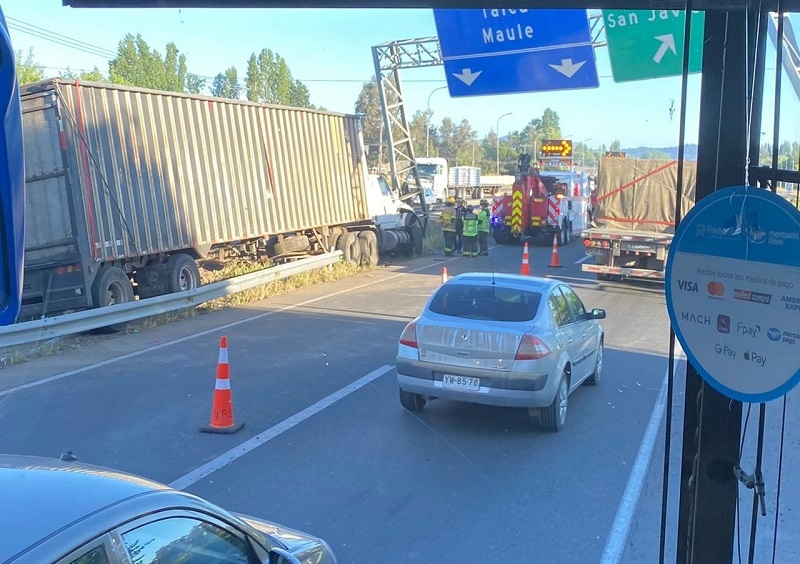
[539,374,568,432]
[399,388,427,412]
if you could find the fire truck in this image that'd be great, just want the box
[490,152,573,246]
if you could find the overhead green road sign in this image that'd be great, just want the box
[603,10,705,82]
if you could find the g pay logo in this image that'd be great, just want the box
[714,343,736,358]
[707,281,725,299]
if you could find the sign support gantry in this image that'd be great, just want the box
[371,37,441,216]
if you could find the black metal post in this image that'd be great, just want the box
[676,8,764,563]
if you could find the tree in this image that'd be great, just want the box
[15,48,44,85]
[408,109,434,158]
[210,67,241,99]
[539,108,562,139]
[61,66,106,82]
[245,48,311,108]
[609,139,622,151]
[185,73,206,95]
[108,34,190,93]
[354,76,397,169]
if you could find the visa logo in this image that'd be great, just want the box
[678,280,699,292]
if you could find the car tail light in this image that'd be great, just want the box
[515,334,551,360]
[399,321,418,348]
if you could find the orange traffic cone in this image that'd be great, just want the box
[441,266,448,284]
[200,336,245,434]
[520,242,530,276]
[549,233,563,268]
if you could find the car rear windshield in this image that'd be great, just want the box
[428,284,542,322]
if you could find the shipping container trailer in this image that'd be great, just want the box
[581,158,697,281]
[19,79,422,321]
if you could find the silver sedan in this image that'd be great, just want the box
[396,273,605,431]
[2,454,336,564]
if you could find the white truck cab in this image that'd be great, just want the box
[414,157,449,202]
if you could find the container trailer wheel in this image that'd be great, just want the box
[274,234,310,255]
[358,231,379,267]
[90,266,135,333]
[166,253,201,293]
[336,232,362,266]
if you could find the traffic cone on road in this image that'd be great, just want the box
[441,266,448,284]
[548,233,563,268]
[520,242,530,276]
[200,336,245,434]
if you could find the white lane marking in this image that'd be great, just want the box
[0,248,487,398]
[169,364,394,490]
[599,350,684,564]
[575,254,592,264]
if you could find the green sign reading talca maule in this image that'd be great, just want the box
[603,10,705,83]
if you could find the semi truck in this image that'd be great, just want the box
[19,79,424,321]
[581,158,696,281]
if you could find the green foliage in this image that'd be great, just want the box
[15,47,44,85]
[60,66,106,82]
[245,48,312,108]
[210,67,241,99]
[108,34,188,92]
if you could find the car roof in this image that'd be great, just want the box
[442,272,558,293]
[0,454,170,562]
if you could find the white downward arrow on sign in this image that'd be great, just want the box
[653,34,677,63]
[452,68,482,86]
[548,59,586,78]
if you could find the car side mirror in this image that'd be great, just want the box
[590,308,606,320]
[269,548,302,564]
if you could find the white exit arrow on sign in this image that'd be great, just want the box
[653,34,677,64]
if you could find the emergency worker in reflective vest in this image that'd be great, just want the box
[477,199,490,256]
[453,198,465,253]
[461,205,479,258]
[440,197,457,256]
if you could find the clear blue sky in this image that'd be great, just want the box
[5,0,799,150]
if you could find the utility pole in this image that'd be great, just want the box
[426,86,446,157]
[676,9,766,563]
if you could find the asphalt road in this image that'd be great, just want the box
[1,235,793,563]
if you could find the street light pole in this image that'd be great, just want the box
[581,137,592,168]
[496,112,512,175]
[426,86,447,157]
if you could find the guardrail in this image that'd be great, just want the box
[0,251,343,348]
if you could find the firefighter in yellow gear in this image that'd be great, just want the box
[440,197,457,256]
[461,205,479,257]
[477,199,491,256]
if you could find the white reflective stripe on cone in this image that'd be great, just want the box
[215,379,231,390]
[218,348,228,364]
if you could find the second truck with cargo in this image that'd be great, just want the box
[19,79,424,321]
[581,157,696,281]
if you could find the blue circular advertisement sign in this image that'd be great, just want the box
[665,185,800,403]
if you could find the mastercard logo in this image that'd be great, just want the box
[707,281,725,297]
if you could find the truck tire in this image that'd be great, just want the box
[91,266,135,333]
[337,232,361,266]
[166,253,201,293]
[358,230,379,267]
[274,234,310,255]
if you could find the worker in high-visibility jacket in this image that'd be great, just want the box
[461,205,479,258]
[440,197,457,256]
[477,199,491,256]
